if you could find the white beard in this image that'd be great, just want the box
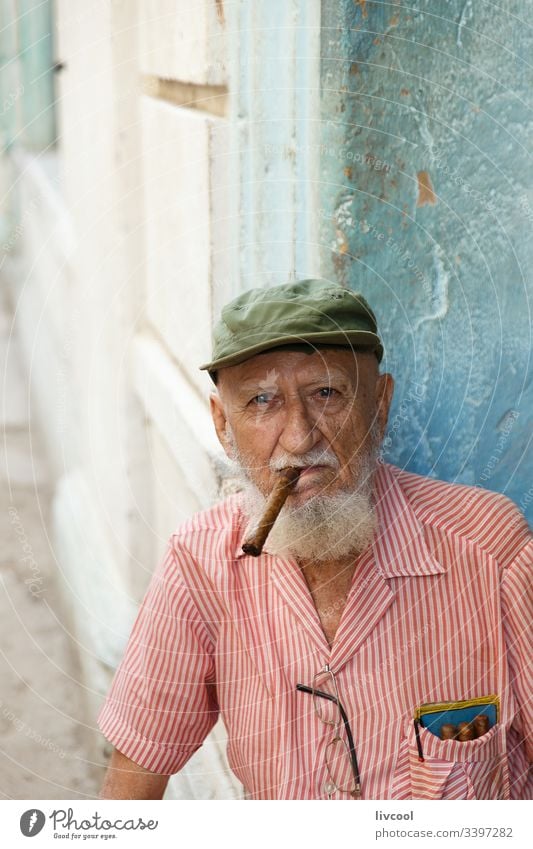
[223,427,380,564]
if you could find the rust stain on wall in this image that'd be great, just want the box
[215,0,225,25]
[416,171,437,206]
[336,229,349,254]
[354,0,368,19]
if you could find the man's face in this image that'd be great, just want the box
[210,345,394,509]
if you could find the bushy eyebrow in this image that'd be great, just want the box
[236,373,353,400]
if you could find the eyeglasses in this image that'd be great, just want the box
[297,664,361,799]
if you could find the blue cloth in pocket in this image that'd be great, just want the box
[416,696,499,739]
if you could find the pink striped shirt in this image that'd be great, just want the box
[97,463,532,799]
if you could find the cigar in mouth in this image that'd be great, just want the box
[241,466,301,556]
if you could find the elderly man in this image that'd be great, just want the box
[98,279,532,800]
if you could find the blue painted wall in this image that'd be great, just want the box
[320,0,532,523]
[0,0,56,152]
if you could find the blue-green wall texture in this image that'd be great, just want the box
[0,0,56,152]
[320,0,532,523]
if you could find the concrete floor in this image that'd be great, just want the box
[1,295,102,799]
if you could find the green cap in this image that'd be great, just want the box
[199,278,383,382]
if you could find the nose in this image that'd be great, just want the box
[277,394,321,457]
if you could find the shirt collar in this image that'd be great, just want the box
[371,463,446,578]
[232,463,446,578]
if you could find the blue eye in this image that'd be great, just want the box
[318,387,336,398]
[250,393,273,406]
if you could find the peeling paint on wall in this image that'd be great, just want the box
[320,0,533,522]
[354,0,368,20]
[416,171,436,206]
[215,0,225,26]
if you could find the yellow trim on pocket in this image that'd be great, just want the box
[414,695,500,723]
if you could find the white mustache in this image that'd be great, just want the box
[224,425,340,476]
[270,449,340,472]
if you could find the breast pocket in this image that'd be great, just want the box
[390,718,510,800]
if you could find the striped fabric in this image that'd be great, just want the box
[97,463,532,799]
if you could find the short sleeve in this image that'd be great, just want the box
[500,530,533,797]
[97,538,219,774]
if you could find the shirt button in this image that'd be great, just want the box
[324,780,336,796]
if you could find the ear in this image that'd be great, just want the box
[375,373,394,438]
[209,391,233,458]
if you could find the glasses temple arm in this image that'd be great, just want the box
[296,683,361,788]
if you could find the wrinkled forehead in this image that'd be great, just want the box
[215,342,376,398]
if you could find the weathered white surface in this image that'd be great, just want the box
[133,331,221,509]
[165,719,244,800]
[139,0,227,85]
[0,298,27,429]
[149,422,203,547]
[229,0,322,291]
[0,295,101,799]
[141,96,230,394]
[51,470,140,676]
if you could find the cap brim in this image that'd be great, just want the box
[199,329,383,372]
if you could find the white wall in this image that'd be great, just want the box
[1,0,322,799]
